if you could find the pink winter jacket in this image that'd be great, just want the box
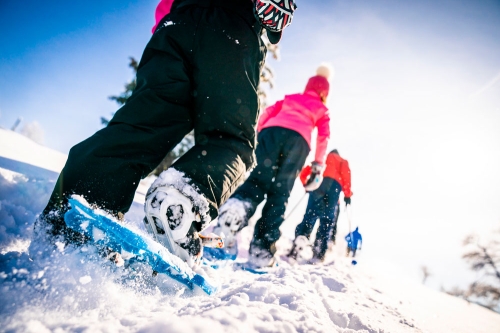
[258,91,331,165]
[152,0,174,33]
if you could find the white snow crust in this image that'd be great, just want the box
[1,129,500,332]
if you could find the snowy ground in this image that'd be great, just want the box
[1,128,500,333]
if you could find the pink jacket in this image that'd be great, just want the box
[152,0,174,33]
[258,91,330,165]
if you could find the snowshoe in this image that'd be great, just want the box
[63,196,219,295]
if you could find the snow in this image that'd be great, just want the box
[151,168,211,226]
[1,128,500,332]
[0,128,66,174]
[0,168,53,252]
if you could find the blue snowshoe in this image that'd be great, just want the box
[64,196,219,295]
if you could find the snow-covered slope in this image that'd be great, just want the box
[0,127,67,175]
[0,127,151,207]
[1,128,500,333]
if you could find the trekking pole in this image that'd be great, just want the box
[283,192,308,222]
[345,203,354,255]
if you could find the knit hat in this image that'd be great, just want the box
[304,64,333,99]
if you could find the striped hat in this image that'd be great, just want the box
[254,0,297,44]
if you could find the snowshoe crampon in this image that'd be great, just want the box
[64,196,219,295]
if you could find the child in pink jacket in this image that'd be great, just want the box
[208,65,332,267]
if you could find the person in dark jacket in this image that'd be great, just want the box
[32,0,296,267]
[290,149,352,262]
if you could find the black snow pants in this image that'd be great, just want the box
[330,201,340,243]
[232,127,310,253]
[295,177,342,259]
[43,0,265,226]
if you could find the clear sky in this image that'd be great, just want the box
[1,0,499,290]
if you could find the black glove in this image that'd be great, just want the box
[344,197,351,205]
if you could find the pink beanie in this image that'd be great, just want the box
[304,64,332,98]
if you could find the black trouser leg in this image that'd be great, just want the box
[295,192,324,239]
[295,177,337,238]
[247,128,310,253]
[330,202,340,243]
[43,5,264,227]
[313,180,342,259]
[231,128,290,219]
[169,5,265,219]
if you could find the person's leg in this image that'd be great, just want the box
[214,128,286,243]
[39,10,198,240]
[294,180,331,239]
[168,5,265,223]
[313,180,341,260]
[233,128,293,213]
[139,3,264,264]
[250,128,310,260]
[294,196,319,239]
[330,201,340,244]
[288,191,321,259]
[139,5,264,263]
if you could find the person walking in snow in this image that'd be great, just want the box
[345,227,362,257]
[32,0,297,267]
[212,65,332,268]
[290,149,352,263]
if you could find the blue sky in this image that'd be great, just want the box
[0,0,156,149]
[1,0,500,290]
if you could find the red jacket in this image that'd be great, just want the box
[300,152,352,197]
